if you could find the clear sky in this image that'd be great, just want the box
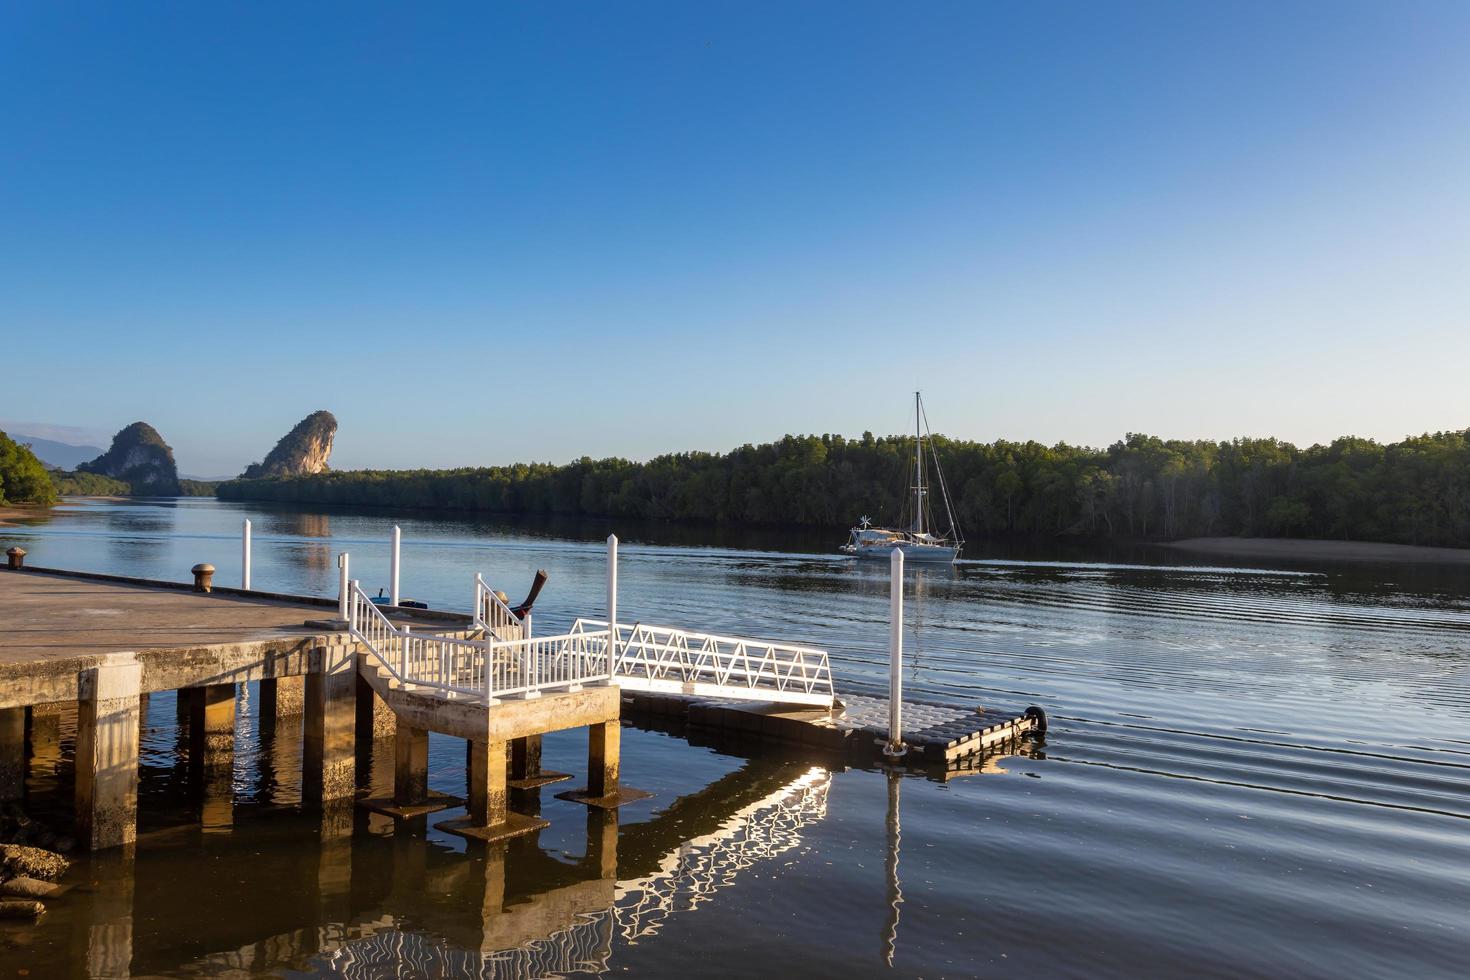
[3,2,1467,476]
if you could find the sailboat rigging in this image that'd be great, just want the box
[841,392,964,563]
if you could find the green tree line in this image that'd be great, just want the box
[0,431,58,506]
[216,428,1470,547]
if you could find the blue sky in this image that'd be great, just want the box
[3,2,1467,476]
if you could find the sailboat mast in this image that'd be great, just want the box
[913,391,925,536]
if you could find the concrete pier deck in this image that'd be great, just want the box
[0,568,467,708]
[0,566,639,853]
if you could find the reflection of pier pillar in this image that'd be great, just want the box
[314,801,354,927]
[394,725,429,805]
[82,850,135,980]
[588,721,619,797]
[0,707,25,801]
[76,657,143,851]
[588,808,619,880]
[303,647,357,806]
[259,676,305,734]
[479,845,507,925]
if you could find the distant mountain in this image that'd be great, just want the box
[79,422,181,496]
[12,433,105,471]
[241,410,337,479]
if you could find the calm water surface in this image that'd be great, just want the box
[1,498,1468,978]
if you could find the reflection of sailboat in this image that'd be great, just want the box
[842,392,963,563]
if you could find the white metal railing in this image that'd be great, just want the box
[474,573,529,641]
[348,580,609,702]
[572,619,835,708]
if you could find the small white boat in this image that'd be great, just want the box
[841,392,964,563]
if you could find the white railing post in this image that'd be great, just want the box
[390,525,401,607]
[242,518,252,590]
[607,533,619,679]
[337,553,350,621]
[886,547,906,756]
[402,624,412,681]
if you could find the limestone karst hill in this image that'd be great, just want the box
[77,422,181,496]
[240,411,337,479]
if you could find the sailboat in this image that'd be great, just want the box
[841,392,964,563]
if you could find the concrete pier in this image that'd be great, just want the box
[1,565,649,852]
[394,725,429,804]
[303,655,357,807]
[259,675,305,732]
[189,683,238,770]
[0,567,473,848]
[75,655,143,851]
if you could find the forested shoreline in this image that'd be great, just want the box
[217,429,1470,548]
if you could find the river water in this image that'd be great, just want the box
[2,497,1468,978]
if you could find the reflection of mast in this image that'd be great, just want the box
[882,768,902,967]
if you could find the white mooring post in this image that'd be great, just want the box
[886,547,906,756]
[607,533,619,679]
[390,525,401,607]
[337,553,350,621]
[241,519,252,590]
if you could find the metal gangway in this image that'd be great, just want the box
[341,561,834,709]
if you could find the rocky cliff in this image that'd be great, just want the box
[78,422,181,495]
[241,411,337,479]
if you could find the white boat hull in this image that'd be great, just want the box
[852,541,959,563]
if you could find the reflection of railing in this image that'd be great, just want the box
[318,767,833,978]
[347,581,610,702]
[610,766,831,942]
[572,619,835,707]
[474,573,527,641]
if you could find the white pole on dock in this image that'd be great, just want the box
[241,519,252,590]
[607,533,619,679]
[337,553,350,621]
[886,547,906,756]
[389,525,401,607]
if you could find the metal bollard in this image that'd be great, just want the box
[5,547,25,570]
[191,563,216,593]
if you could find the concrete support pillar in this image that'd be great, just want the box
[509,734,542,781]
[393,725,429,805]
[259,675,305,735]
[355,673,397,741]
[76,657,143,851]
[467,738,508,828]
[188,684,238,830]
[188,684,238,770]
[0,707,25,801]
[588,721,620,798]
[303,651,357,806]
